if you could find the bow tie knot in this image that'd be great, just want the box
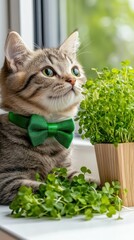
[48,123,58,136]
[9,112,75,148]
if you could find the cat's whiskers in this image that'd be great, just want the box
[33,43,41,49]
[77,40,90,56]
[52,85,65,93]
[74,84,82,91]
[77,50,91,57]
[78,40,90,51]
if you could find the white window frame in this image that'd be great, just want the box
[0,0,8,67]
[9,0,34,49]
[33,0,67,48]
[8,0,67,49]
[59,0,67,43]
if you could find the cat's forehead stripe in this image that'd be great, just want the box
[66,56,73,64]
[47,54,58,64]
[47,55,54,64]
[46,53,73,66]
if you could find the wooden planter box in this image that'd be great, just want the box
[94,143,134,206]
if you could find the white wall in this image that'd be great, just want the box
[0,0,8,68]
[0,0,8,113]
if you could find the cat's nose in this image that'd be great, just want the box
[65,78,76,86]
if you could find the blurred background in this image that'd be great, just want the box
[1,0,134,78]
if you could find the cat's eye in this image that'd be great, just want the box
[71,66,80,77]
[42,67,55,77]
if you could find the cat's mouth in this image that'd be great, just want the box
[48,88,75,99]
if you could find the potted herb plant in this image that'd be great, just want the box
[77,60,134,206]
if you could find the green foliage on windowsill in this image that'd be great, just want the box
[77,60,134,145]
[9,167,122,220]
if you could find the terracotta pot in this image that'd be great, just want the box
[94,143,134,206]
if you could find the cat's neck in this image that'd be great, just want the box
[2,98,78,122]
[44,107,78,122]
[45,113,72,122]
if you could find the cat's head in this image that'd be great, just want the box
[0,31,86,121]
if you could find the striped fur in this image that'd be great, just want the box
[0,31,86,204]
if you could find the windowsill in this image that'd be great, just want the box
[0,206,134,240]
[73,137,92,147]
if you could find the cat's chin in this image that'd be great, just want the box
[47,90,81,111]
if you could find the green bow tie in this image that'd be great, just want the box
[8,112,75,148]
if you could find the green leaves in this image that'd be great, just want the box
[81,166,91,174]
[77,60,134,144]
[10,167,122,220]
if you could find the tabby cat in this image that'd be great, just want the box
[0,31,86,204]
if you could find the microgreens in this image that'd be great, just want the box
[77,60,134,144]
[10,167,122,220]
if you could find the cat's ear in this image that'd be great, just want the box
[5,31,32,72]
[59,31,80,56]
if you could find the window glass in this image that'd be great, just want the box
[67,0,134,77]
